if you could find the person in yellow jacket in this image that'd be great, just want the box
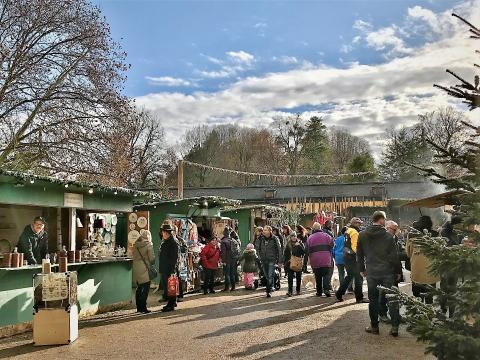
[406,216,440,304]
[335,217,368,303]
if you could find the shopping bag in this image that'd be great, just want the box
[289,256,303,272]
[167,274,179,297]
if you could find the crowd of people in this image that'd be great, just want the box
[131,211,465,335]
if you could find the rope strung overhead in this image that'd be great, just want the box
[182,160,374,179]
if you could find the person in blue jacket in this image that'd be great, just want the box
[333,227,353,292]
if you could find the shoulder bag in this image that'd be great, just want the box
[137,247,158,281]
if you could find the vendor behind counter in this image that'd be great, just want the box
[16,216,49,265]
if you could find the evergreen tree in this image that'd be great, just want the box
[383,13,480,360]
[300,116,331,173]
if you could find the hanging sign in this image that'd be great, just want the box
[64,193,84,208]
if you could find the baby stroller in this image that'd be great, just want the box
[259,264,281,291]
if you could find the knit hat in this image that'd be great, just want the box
[140,229,152,242]
[246,243,254,250]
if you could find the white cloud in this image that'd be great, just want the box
[273,55,299,64]
[353,19,373,32]
[145,76,195,87]
[408,6,441,33]
[365,26,412,56]
[137,1,480,158]
[226,50,255,64]
[254,22,267,29]
[196,50,255,79]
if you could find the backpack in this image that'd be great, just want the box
[230,237,241,260]
[342,230,356,262]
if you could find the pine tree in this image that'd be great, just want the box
[383,13,480,360]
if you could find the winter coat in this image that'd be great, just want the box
[256,235,282,264]
[297,233,308,245]
[406,232,440,285]
[200,242,220,270]
[357,225,402,278]
[132,239,155,285]
[333,234,346,265]
[283,240,305,271]
[220,236,239,264]
[441,222,460,247]
[17,225,48,265]
[158,235,179,275]
[306,230,334,269]
[239,249,261,273]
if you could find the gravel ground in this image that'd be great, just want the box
[0,279,434,360]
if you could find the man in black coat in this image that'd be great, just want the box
[357,211,402,337]
[17,216,48,265]
[158,223,179,312]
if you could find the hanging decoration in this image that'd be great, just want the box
[182,160,375,180]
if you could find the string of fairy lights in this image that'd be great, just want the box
[182,160,375,180]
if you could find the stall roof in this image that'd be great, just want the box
[403,189,469,208]
[222,204,284,213]
[0,169,164,200]
[137,196,241,209]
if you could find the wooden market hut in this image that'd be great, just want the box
[0,170,159,337]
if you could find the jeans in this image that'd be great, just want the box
[302,255,309,272]
[336,261,364,301]
[204,268,216,292]
[262,262,276,293]
[287,268,302,293]
[223,262,237,288]
[314,267,331,295]
[135,281,150,311]
[367,275,400,328]
[326,266,334,291]
[161,273,176,309]
[337,264,354,291]
[412,282,435,304]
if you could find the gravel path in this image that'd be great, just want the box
[0,280,433,360]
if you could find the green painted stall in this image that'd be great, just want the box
[134,197,241,287]
[0,170,160,336]
[0,260,132,330]
[222,205,285,247]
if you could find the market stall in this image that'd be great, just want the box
[0,170,158,337]
[221,204,285,247]
[134,196,240,292]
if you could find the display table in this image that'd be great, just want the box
[0,259,132,336]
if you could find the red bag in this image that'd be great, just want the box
[167,274,179,298]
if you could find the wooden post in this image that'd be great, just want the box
[69,208,76,251]
[177,160,184,199]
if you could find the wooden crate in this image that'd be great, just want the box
[33,304,78,346]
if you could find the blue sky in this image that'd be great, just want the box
[95,0,478,155]
[97,0,454,96]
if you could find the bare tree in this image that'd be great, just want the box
[274,113,306,175]
[89,108,167,189]
[0,0,128,174]
[329,128,370,172]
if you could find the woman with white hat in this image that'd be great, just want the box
[132,229,155,313]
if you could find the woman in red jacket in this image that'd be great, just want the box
[200,237,220,295]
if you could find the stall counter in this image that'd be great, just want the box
[0,259,132,336]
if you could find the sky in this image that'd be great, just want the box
[95,0,480,157]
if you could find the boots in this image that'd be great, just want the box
[390,326,399,337]
[365,326,379,335]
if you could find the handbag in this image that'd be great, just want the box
[137,247,158,281]
[167,274,179,297]
[289,255,303,272]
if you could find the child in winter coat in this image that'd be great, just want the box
[238,243,261,289]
